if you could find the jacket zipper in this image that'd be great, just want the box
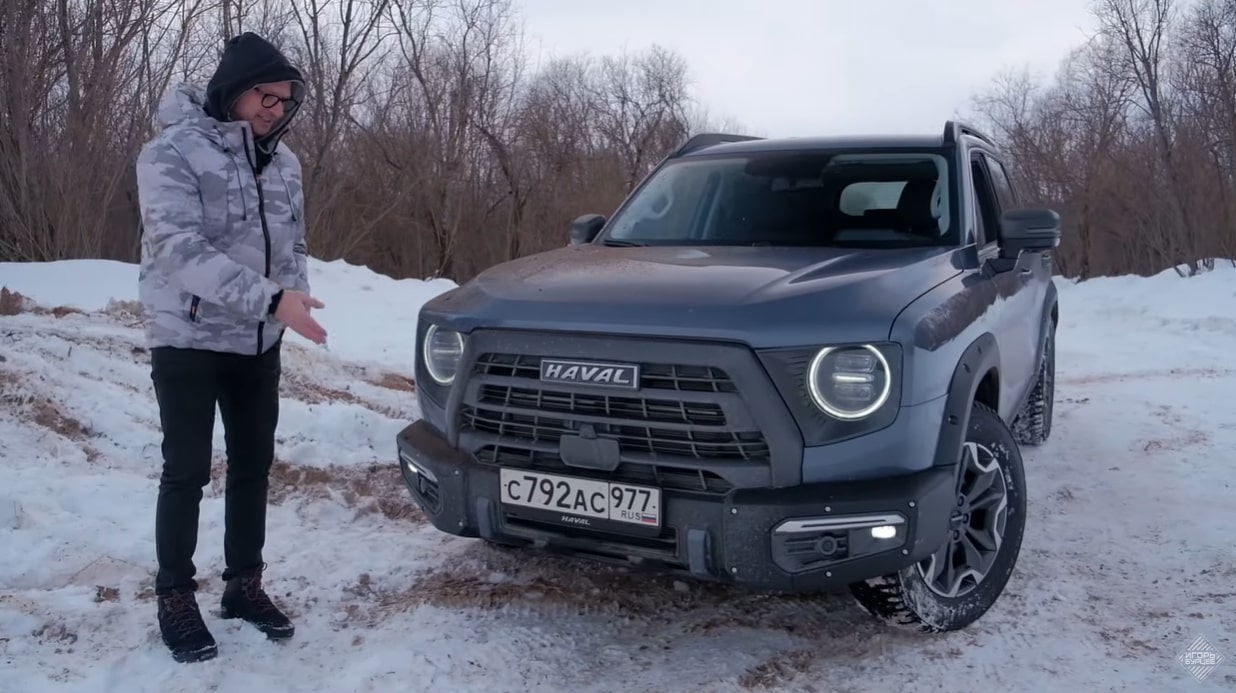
[244,135,273,355]
[189,295,200,322]
[256,172,271,355]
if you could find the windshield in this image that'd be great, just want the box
[601,149,956,247]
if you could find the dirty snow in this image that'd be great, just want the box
[0,257,1233,692]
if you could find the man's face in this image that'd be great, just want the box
[231,81,295,136]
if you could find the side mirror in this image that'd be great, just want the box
[569,214,606,245]
[1000,208,1060,258]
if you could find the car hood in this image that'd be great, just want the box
[423,244,962,347]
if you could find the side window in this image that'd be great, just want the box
[969,155,1000,247]
[983,154,1017,213]
[966,163,986,246]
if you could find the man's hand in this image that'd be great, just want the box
[274,289,327,344]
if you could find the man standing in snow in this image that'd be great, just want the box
[135,31,326,663]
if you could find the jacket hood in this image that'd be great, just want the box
[153,34,304,170]
[156,82,214,131]
[202,32,305,157]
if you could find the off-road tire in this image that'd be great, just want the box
[1011,321,1055,446]
[848,401,1026,633]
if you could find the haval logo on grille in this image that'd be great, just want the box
[539,358,640,389]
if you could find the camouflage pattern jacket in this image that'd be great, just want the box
[136,82,309,356]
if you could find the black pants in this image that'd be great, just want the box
[150,341,281,595]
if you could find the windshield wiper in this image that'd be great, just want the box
[601,239,646,247]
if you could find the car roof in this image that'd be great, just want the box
[677,133,952,158]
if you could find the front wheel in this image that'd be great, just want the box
[849,401,1027,632]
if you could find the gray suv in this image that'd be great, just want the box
[396,120,1060,632]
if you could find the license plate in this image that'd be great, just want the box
[498,468,662,530]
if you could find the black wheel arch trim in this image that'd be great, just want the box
[932,332,1001,468]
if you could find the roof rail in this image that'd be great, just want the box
[671,132,764,157]
[943,120,995,146]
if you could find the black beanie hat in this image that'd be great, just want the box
[203,32,305,153]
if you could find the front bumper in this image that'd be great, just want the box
[397,419,956,592]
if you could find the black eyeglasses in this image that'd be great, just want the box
[255,88,295,109]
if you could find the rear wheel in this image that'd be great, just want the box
[1012,322,1055,446]
[849,401,1026,632]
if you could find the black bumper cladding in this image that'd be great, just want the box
[400,328,955,591]
[398,418,955,592]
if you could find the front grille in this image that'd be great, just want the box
[459,348,771,486]
[478,384,725,427]
[461,405,769,460]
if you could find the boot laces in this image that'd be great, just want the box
[239,574,280,616]
[163,591,206,636]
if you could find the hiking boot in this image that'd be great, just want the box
[158,590,218,663]
[220,570,294,640]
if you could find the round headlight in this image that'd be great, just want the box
[806,345,891,420]
[422,324,464,385]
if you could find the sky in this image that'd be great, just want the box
[515,0,1100,138]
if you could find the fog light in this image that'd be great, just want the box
[871,525,897,539]
[399,451,438,483]
[770,513,909,573]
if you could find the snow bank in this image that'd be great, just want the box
[0,257,458,372]
[1054,260,1236,323]
[1053,262,1236,380]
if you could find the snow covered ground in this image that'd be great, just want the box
[1,257,1233,692]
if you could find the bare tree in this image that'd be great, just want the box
[11,0,1236,285]
[590,45,693,191]
[1094,0,1206,274]
[0,0,728,285]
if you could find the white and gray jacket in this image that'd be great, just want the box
[136,82,309,355]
